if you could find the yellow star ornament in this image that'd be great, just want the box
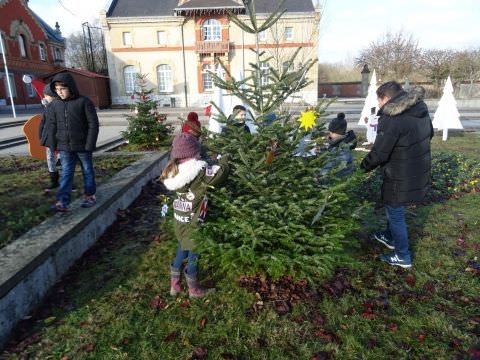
[298,110,316,131]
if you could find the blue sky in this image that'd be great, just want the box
[29,0,480,64]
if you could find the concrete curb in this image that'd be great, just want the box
[0,151,169,348]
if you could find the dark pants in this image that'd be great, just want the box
[385,205,410,258]
[57,151,96,205]
[171,243,199,275]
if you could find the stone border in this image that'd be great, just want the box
[0,151,169,348]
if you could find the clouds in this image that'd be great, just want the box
[29,0,108,36]
[318,0,480,63]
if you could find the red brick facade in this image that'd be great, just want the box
[0,0,65,107]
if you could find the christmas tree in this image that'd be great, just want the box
[195,0,360,281]
[432,76,463,141]
[122,74,173,149]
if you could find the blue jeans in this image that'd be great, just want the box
[385,205,410,258]
[171,244,199,275]
[57,151,96,205]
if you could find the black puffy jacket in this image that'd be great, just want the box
[360,87,434,205]
[49,73,99,152]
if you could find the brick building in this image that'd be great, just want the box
[0,0,65,108]
[101,0,320,107]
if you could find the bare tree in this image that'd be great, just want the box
[419,49,455,93]
[452,49,480,86]
[64,20,107,75]
[355,30,420,81]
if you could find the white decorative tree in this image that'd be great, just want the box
[432,76,462,141]
[358,69,378,125]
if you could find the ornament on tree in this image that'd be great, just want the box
[298,110,316,131]
[266,139,279,165]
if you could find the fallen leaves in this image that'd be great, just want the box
[149,295,168,310]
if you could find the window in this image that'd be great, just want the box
[39,44,46,61]
[18,34,27,57]
[157,64,172,92]
[284,27,293,41]
[202,19,221,41]
[202,64,213,91]
[25,80,35,97]
[260,62,269,86]
[258,31,266,41]
[157,31,166,45]
[3,74,16,98]
[123,66,137,94]
[122,32,132,46]
[53,47,62,61]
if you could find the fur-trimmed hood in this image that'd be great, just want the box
[163,159,207,191]
[381,87,427,117]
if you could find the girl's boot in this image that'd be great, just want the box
[185,270,215,298]
[170,266,182,296]
[45,171,59,191]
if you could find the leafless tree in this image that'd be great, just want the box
[418,49,455,92]
[355,30,420,81]
[452,49,480,86]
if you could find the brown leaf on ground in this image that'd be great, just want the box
[83,343,95,352]
[164,331,178,342]
[417,334,427,342]
[405,274,416,286]
[149,295,168,310]
[199,317,207,329]
[193,346,208,358]
[386,322,398,331]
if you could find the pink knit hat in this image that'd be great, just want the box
[171,133,201,160]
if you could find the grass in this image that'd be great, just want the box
[1,133,480,359]
[0,154,140,248]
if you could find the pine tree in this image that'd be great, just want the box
[195,0,361,281]
[122,74,173,149]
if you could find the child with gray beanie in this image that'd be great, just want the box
[160,133,230,298]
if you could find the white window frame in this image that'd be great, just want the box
[53,47,62,61]
[122,32,132,46]
[157,64,172,93]
[260,62,269,86]
[202,64,213,91]
[157,31,166,46]
[284,27,293,41]
[202,19,221,41]
[3,73,17,98]
[39,44,46,61]
[18,34,27,57]
[123,65,137,94]
[25,80,35,97]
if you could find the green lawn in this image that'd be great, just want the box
[2,133,479,359]
[0,154,140,248]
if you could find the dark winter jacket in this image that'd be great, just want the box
[163,156,230,250]
[318,130,357,178]
[39,101,56,149]
[360,87,434,205]
[49,73,99,152]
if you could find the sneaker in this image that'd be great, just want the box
[380,252,412,268]
[374,231,395,250]
[52,201,70,212]
[81,195,96,208]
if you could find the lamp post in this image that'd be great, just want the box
[0,34,16,118]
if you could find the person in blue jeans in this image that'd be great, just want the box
[48,73,99,212]
[361,81,433,268]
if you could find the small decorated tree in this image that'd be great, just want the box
[122,74,173,149]
[195,0,361,281]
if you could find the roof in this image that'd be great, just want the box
[42,68,109,79]
[107,0,315,17]
[30,10,65,44]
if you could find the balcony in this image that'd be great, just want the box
[195,41,229,55]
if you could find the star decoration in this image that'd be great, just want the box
[298,110,316,131]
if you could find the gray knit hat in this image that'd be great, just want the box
[171,133,201,160]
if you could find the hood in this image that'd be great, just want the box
[50,73,80,99]
[381,87,428,117]
[163,159,207,191]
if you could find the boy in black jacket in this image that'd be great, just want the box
[49,73,99,212]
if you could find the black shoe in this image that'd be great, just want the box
[44,171,59,192]
[373,231,395,250]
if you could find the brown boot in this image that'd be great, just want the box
[170,266,182,296]
[185,270,215,298]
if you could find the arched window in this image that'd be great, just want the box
[202,19,221,41]
[123,66,137,94]
[157,64,172,92]
[18,34,27,57]
[39,44,46,61]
